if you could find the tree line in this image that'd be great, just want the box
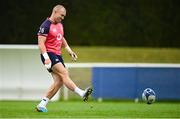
[1,0,179,47]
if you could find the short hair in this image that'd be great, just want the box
[53,5,65,12]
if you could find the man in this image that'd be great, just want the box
[36,5,92,112]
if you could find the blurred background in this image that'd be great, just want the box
[1,0,180,47]
[0,0,180,102]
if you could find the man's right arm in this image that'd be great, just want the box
[38,36,51,69]
[38,36,47,54]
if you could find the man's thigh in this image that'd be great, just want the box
[52,63,68,75]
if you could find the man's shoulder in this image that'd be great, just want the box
[38,19,51,35]
[40,19,52,28]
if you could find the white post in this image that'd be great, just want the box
[63,67,69,100]
[63,85,68,101]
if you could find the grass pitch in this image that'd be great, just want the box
[62,47,180,63]
[0,101,180,118]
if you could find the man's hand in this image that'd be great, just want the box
[64,45,78,61]
[43,52,52,69]
[69,51,78,61]
[44,59,52,69]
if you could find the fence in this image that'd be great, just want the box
[92,64,180,100]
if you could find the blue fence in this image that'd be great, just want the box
[92,67,180,100]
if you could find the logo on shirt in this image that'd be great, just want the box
[56,33,62,41]
[39,27,45,33]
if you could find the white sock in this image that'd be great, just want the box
[39,97,49,107]
[74,87,85,97]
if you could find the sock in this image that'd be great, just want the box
[39,97,49,107]
[74,87,85,97]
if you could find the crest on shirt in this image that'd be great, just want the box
[56,33,62,41]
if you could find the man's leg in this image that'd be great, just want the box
[37,72,63,112]
[45,72,63,99]
[52,63,92,100]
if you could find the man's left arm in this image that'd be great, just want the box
[62,37,78,61]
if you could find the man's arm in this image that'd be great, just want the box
[38,36,51,69]
[62,37,78,61]
[38,36,47,54]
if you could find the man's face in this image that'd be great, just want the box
[54,9,66,23]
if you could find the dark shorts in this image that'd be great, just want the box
[41,52,65,72]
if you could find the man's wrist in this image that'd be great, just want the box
[65,46,72,54]
[42,52,49,60]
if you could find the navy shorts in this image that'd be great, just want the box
[41,52,65,72]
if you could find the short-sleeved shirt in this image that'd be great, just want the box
[37,18,64,55]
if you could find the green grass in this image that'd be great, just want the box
[0,101,180,118]
[62,47,180,63]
